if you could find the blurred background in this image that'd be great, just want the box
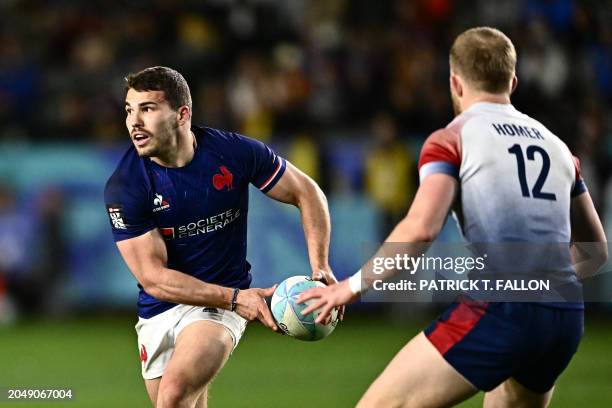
[1,0,611,407]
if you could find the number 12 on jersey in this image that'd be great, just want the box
[507,144,557,201]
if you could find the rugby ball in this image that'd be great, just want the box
[271,275,339,341]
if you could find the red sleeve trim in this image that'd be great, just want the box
[572,155,583,182]
[418,128,462,170]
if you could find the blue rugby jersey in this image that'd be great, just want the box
[104,126,286,318]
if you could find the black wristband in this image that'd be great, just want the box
[230,288,240,312]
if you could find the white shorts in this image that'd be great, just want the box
[135,304,248,379]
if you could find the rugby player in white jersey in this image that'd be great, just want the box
[300,27,608,407]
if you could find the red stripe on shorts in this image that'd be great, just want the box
[428,300,488,355]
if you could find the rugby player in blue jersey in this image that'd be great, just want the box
[105,66,338,407]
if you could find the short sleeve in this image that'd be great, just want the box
[571,155,587,197]
[418,128,462,182]
[234,134,287,193]
[104,176,156,242]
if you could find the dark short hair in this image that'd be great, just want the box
[125,66,192,111]
[450,27,516,94]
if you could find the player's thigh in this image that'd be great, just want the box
[483,378,554,408]
[357,332,477,408]
[144,378,160,407]
[158,320,234,400]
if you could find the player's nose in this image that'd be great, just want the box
[127,111,145,128]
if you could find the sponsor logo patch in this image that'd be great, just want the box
[107,204,126,230]
[160,227,175,240]
[153,193,170,212]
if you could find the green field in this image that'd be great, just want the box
[1,315,611,407]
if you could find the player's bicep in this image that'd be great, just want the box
[570,192,606,243]
[389,174,457,242]
[116,229,168,288]
[264,161,309,205]
[232,132,287,192]
[409,174,457,226]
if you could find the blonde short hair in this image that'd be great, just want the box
[450,27,516,94]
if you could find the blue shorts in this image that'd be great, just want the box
[424,297,583,393]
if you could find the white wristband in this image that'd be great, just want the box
[348,270,363,294]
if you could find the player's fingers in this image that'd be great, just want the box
[314,304,334,324]
[324,274,338,285]
[322,312,333,325]
[296,287,322,304]
[260,284,277,298]
[259,304,278,331]
[300,298,326,315]
[312,273,330,285]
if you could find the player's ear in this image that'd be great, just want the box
[450,74,463,97]
[177,106,191,125]
[510,75,518,95]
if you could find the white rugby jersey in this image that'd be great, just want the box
[419,102,586,244]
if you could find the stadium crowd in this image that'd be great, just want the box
[1,1,611,319]
[2,0,611,197]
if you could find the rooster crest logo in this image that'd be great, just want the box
[213,166,234,191]
[140,344,148,363]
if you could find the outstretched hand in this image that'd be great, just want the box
[297,279,358,324]
[234,285,279,332]
[311,268,346,321]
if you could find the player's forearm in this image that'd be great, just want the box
[570,242,608,280]
[386,213,442,243]
[296,180,331,272]
[351,216,436,293]
[143,266,233,309]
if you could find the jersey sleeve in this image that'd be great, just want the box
[233,133,287,193]
[571,155,587,197]
[104,175,156,242]
[418,128,462,182]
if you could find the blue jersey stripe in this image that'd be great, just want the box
[419,161,459,182]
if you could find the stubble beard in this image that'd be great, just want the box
[134,118,179,159]
[134,136,163,158]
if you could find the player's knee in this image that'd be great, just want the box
[157,378,200,408]
[485,382,551,408]
[157,382,187,408]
